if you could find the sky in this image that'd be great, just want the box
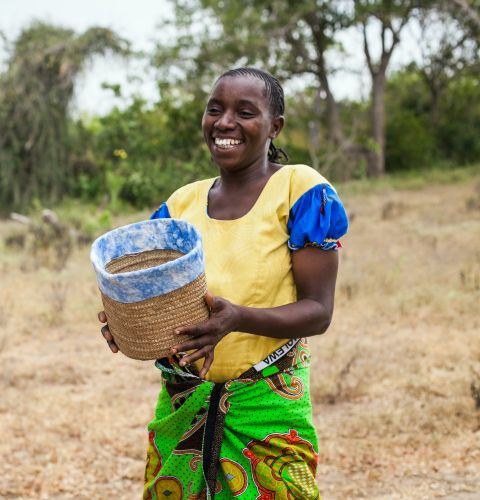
[0,0,172,114]
[0,0,424,115]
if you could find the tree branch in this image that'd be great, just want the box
[362,20,374,74]
[451,0,480,29]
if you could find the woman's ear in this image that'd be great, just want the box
[270,115,285,139]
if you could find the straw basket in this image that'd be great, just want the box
[90,218,209,360]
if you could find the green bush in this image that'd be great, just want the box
[386,109,436,171]
[437,75,480,164]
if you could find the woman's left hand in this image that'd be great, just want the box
[171,292,240,378]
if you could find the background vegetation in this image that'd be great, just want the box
[0,0,479,214]
[0,2,479,498]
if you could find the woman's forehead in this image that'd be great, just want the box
[209,76,268,104]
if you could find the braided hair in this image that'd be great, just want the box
[217,67,289,164]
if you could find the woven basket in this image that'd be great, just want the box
[90,219,209,360]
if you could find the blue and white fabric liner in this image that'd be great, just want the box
[287,183,349,251]
[90,218,205,304]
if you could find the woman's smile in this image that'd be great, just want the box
[213,137,245,150]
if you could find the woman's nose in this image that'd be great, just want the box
[215,110,235,129]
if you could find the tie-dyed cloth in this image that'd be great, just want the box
[143,339,320,499]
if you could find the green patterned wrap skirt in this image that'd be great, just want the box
[143,339,320,499]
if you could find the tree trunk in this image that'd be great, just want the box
[359,4,413,177]
[304,11,346,150]
[326,87,344,147]
[430,85,441,129]
[369,72,386,177]
[307,89,322,171]
[317,59,345,148]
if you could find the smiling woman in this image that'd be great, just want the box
[203,69,286,171]
[99,67,348,499]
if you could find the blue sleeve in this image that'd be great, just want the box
[150,202,171,220]
[287,184,348,251]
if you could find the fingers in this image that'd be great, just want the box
[199,351,214,379]
[179,345,212,367]
[100,323,118,353]
[204,291,216,310]
[98,310,107,323]
[171,336,211,354]
[101,324,112,341]
[107,341,119,353]
[175,321,212,338]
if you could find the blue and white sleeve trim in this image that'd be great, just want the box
[287,184,349,251]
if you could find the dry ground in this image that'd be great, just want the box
[0,176,479,499]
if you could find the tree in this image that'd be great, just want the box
[0,22,129,210]
[153,0,356,174]
[415,7,478,129]
[384,67,436,170]
[355,0,424,176]
[451,0,480,31]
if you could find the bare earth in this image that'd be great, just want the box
[0,178,479,499]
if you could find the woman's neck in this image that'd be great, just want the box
[207,157,283,220]
[216,157,275,192]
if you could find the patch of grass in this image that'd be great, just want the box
[339,164,479,197]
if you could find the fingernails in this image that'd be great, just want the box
[179,361,186,367]
[171,348,177,354]
[175,329,181,335]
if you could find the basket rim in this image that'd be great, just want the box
[90,218,205,303]
[98,247,192,278]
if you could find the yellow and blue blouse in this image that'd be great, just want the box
[151,164,348,382]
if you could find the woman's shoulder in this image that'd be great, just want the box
[282,164,334,206]
[166,177,215,213]
[169,177,215,200]
[285,165,349,250]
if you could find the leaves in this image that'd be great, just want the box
[0,22,129,210]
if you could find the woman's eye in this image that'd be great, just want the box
[238,110,255,118]
[207,107,221,114]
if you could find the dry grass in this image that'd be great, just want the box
[1,177,479,499]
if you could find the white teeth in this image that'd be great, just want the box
[214,138,242,148]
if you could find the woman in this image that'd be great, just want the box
[99,67,348,499]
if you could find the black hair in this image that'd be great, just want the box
[217,67,289,164]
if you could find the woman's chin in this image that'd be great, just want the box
[211,152,244,170]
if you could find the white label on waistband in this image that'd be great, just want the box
[253,339,299,372]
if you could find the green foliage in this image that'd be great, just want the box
[79,93,216,209]
[385,69,436,170]
[0,21,129,211]
[82,210,113,240]
[1,5,479,212]
[384,66,480,171]
[386,109,435,170]
[437,74,480,164]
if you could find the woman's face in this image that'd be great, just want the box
[201,76,284,172]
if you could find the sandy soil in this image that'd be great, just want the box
[0,178,479,499]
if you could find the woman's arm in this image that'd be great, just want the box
[173,247,339,377]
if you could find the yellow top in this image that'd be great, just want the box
[160,164,347,382]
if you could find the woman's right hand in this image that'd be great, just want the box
[98,311,119,353]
